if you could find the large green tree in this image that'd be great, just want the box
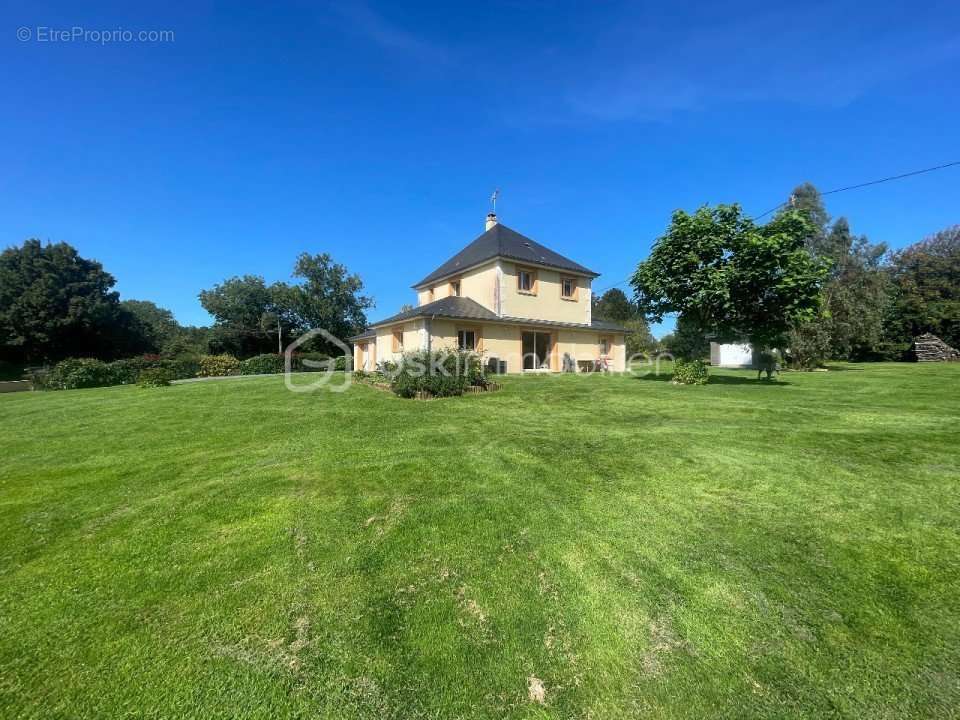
[199,253,373,357]
[631,204,826,359]
[286,252,374,347]
[821,219,890,359]
[0,239,149,362]
[592,288,637,323]
[885,225,960,349]
[199,275,294,357]
[592,288,656,356]
[781,184,891,365]
[120,300,179,352]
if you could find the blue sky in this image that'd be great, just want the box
[2,1,958,336]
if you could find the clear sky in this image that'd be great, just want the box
[3,1,958,336]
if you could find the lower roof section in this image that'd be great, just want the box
[347,296,631,342]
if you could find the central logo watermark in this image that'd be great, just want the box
[284,328,353,393]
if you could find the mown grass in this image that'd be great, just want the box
[1,363,958,719]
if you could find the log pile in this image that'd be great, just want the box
[911,333,960,362]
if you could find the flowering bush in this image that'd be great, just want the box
[197,354,241,377]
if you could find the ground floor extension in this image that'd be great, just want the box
[353,318,626,373]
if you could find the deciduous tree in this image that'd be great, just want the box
[631,204,826,359]
[0,239,147,362]
[885,225,960,349]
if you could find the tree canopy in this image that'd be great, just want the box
[886,225,960,349]
[631,204,826,358]
[778,184,892,365]
[592,288,637,323]
[592,288,656,356]
[0,240,150,363]
[198,253,374,357]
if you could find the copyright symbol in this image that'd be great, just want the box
[17,26,31,41]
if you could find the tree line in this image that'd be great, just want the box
[631,183,958,366]
[0,241,373,371]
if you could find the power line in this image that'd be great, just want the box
[595,159,960,295]
[755,159,960,220]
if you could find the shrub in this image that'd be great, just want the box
[239,353,335,375]
[334,355,347,372]
[108,358,148,385]
[162,356,200,380]
[672,358,709,385]
[240,354,286,375]
[41,358,116,390]
[389,349,482,398]
[755,351,780,380]
[298,352,331,371]
[197,354,241,377]
[137,367,175,388]
[32,355,200,390]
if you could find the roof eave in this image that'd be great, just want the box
[412,255,599,289]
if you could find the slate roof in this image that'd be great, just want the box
[347,328,377,342]
[413,223,599,288]
[358,296,632,334]
[371,296,499,327]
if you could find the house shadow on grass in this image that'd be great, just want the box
[632,373,792,386]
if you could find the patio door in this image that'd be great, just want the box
[522,331,552,370]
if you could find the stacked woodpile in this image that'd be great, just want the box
[911,333,960,362]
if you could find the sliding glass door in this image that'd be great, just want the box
[521,331,552,370]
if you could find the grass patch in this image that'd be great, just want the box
[1,363,958,718]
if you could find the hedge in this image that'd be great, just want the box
[33,352,350,390]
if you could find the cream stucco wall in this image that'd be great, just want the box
[416,260,499,312]
[415,259,593,326]
[459,261,499,313]
[499,262,592,325]
[360,321,625,373]
[374,320,426,364]
[425,319,624,373]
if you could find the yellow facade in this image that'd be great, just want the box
[358,222,626,373]
[499,262,591,325]
[355,321,625,373]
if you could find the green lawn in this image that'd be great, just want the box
[1,364,958,719]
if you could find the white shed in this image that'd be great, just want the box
[710,342,754,368]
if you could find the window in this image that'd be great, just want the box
[450,280,461,297]
[392,329,403,352]
[600,336,611,355]
[428,288,435,302]
[457,329,476,351]
[561,276,577,299]
[517,267,537,294]
[522,331,553,370]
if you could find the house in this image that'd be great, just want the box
[349,212,629,373]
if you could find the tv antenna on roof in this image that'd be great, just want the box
[490,188,499,213]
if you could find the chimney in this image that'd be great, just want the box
[485,212,498,231]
